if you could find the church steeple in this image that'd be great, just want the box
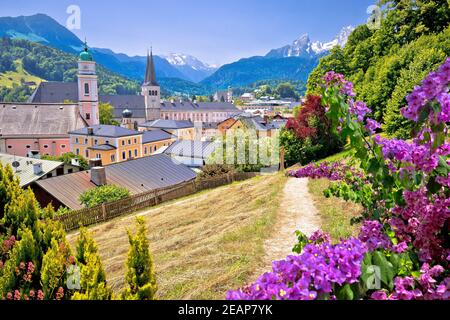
[141,48,160,121]
[144,48,158,86]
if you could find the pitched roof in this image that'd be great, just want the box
[142,129,175,144]
[0,153,63,187]
[88,144,117,151]
[164,140,217,159]
[0,103,86,137]
[28,82,79,103]
[36,154,197,210]
[100,95,147,118]
[141,119,194,129]
[144,50,158,86]
[69,125,141,138]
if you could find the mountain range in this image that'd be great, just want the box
[0,13,354,95]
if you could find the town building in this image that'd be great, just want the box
[138,119,195,140]
[33,154,197,210]
[217,114,287,137]
[213,87,233,103]
[0,42,101,158]
[0,153,80,187]
[164,140,217,168]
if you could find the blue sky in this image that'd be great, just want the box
[1,0,377,65]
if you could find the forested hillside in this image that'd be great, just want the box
[0,38,140,102]
[307,0,450,138]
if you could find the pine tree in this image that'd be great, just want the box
[121,217,157,300]
[71,227,112,300]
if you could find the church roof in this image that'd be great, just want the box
[28,82,79,104]
[0,103,86,138]
[144,50,158,86]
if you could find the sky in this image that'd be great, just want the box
[0,0,377,66]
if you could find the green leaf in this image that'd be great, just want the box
[335,283,354,300]
[372,251,395,290]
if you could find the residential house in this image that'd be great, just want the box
[69,125,143,166]
[33,154,197,210]
[0,153,80,187]
[164,140,217,168]
[142,130,176,157]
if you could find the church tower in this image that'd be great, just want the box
[142,49,161,121]
[77,41,99,126]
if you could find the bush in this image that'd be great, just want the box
[79,185,130,208]
[281,94,344,166]
[121,217,157,300]
[197,164,236,179]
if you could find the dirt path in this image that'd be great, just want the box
[256,177,321,275]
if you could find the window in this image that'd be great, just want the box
[122,151,126,160]
[134,149,138,157]
[85,150,89,158]
[84,139,88,144]
[61,144,66,148]
[128,139,131,145]
[154,146,157,152]
[122,140,125,146]
[7,146,12,149]
[144,147,148,155]
[75,138,79,144]
[76,149,80,155]
[128,150,132,159]
[84,83,90,95]
[111,155,115,162]
[105,140,109,145]
[94,139,98,145]
[96,154,101,159]
[134,138,137,144]
[26,145,31,149]
[44,145,49,149]
[86,113,91,120]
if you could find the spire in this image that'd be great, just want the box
[144,48,158,86]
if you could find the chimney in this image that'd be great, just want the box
[87,127,94,135]
[89,158,102,168]
[33,163,43,175]
[91,167,107,186]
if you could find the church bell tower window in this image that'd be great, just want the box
[84,83,90,96]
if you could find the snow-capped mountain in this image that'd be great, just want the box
[266,25,354,58]
[162,53,218,82]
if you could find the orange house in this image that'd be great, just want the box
[69,125,143,166]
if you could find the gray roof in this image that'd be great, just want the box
[141,119,194,129]
[69,125,141,138]
[29,82,79,103]
[36,154,197,210]
[88,144,117,151]
[142,130,175,144]
[0,153,63,187]
[0,103,87,137]
[100,95,146,118]
[164,140,217,159]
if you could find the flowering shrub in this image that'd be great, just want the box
[228,58,450,300]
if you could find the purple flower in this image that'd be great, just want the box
[365,118,381,135]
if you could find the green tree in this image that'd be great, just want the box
[71,227,112,300]
[42,152,89,171]
[276,82,299,99]
[99,102,119,125]
[79,185,130,208]
[121,217,157,300]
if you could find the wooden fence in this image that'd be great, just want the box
[56,172,258,232]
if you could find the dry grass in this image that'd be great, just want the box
[67,174,287,300]
[308,178,362,241]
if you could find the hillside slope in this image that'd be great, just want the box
[67,174,287,299]
[0,38,141,102]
